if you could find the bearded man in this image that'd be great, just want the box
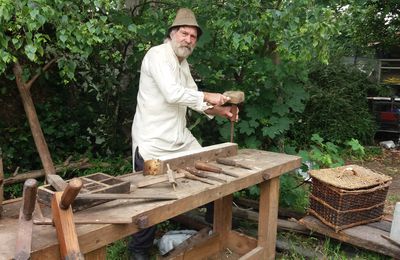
[129,8,236,260]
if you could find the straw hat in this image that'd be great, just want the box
[168,8,202,37]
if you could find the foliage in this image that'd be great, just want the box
[184,0,341,148]
[107,239,129,260]
[298,134,365,170]
[337,0,400,57]
[288,61,380,147]
[279,173,310,212]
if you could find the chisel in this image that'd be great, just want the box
[185,167,227,183]
[194,162,239,178]
[216,158,253,170]
[15,179,38,260]
[176,168,216,185]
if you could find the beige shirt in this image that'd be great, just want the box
[131,41,210,168]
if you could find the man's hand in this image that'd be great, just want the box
[205,105,239,122]
[203,92,230,106]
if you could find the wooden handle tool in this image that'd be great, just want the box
[166,163,177,191]
[52,178,84,260]
[185,167,227,183]
[177,168,216,185]
[223,91,244,143]
[216,158,253,170]
[194,162,239,178]
[15,179,38,260]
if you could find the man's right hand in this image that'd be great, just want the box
[203,92,230,106]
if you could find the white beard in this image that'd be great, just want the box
[170,38,193,60]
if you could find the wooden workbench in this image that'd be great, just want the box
[0,143,301,260]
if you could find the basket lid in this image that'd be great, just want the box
[309,165,392,190]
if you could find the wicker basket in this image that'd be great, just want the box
[308,165,392,232]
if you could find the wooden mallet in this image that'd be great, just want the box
[51,178,84,260]
[223,91,245,143]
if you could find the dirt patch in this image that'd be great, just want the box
[350,149,400,216]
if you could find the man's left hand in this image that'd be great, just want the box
[205,105,239,121]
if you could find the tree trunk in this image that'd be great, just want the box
[13,62,56,177]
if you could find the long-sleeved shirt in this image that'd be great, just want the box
[131,40,211,169]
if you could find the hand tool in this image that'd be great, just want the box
[216,157,253,170]
[223,90,245,142]
[176,168,216,185]
[46,174,67,191]
[194,161,240,178]
[51,178,84,260]
[135,172,185,188]
[185,167,227,183]
[166,163,177,191]
[14,179,38,260]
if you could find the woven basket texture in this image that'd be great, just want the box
[309,195,384,232]
[311,178,390,210]
[309,164,392,190]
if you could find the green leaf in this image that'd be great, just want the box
[24,44,37,61]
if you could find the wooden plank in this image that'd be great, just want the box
[159,227,212,259]
[227,230,257,256]
[213,195,233,251]
[213,194,233,251]
[77,193,178,201]
[299,215,400,258]
[158,143,238,173]
[136,172,185,188]
[34,216,133,225]
[0,149,301,260]
[84,246,106,260]
[180,233,220,260]
[367,220,392,232]
[258,177,280,260]
[239,246,264,260]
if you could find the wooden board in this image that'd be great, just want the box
[157,143,238,173]
[299,215,400,258]
[38,173,130,211]
[0,149,301,260]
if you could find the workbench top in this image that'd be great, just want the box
[0,146,301,259]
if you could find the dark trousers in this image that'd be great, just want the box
[128,148,157,254]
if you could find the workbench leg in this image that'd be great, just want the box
[213,194,233,251]
[84,246,107,260]
[258,177,280,260]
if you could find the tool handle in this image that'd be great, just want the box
[177,169,214,185]
[60,178,83,210]
[230,104,238,122]
[22,179,38,220]
[194,162,222,174]
[216,158,237,167]
[185,167,208,178]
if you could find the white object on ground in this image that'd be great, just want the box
[158,230,197,255]
[379,140,396,149]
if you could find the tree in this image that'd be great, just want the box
[0,0,135,175]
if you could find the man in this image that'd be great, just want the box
[129,8,236,260]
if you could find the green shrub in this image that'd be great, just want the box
[288,61,380,147]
